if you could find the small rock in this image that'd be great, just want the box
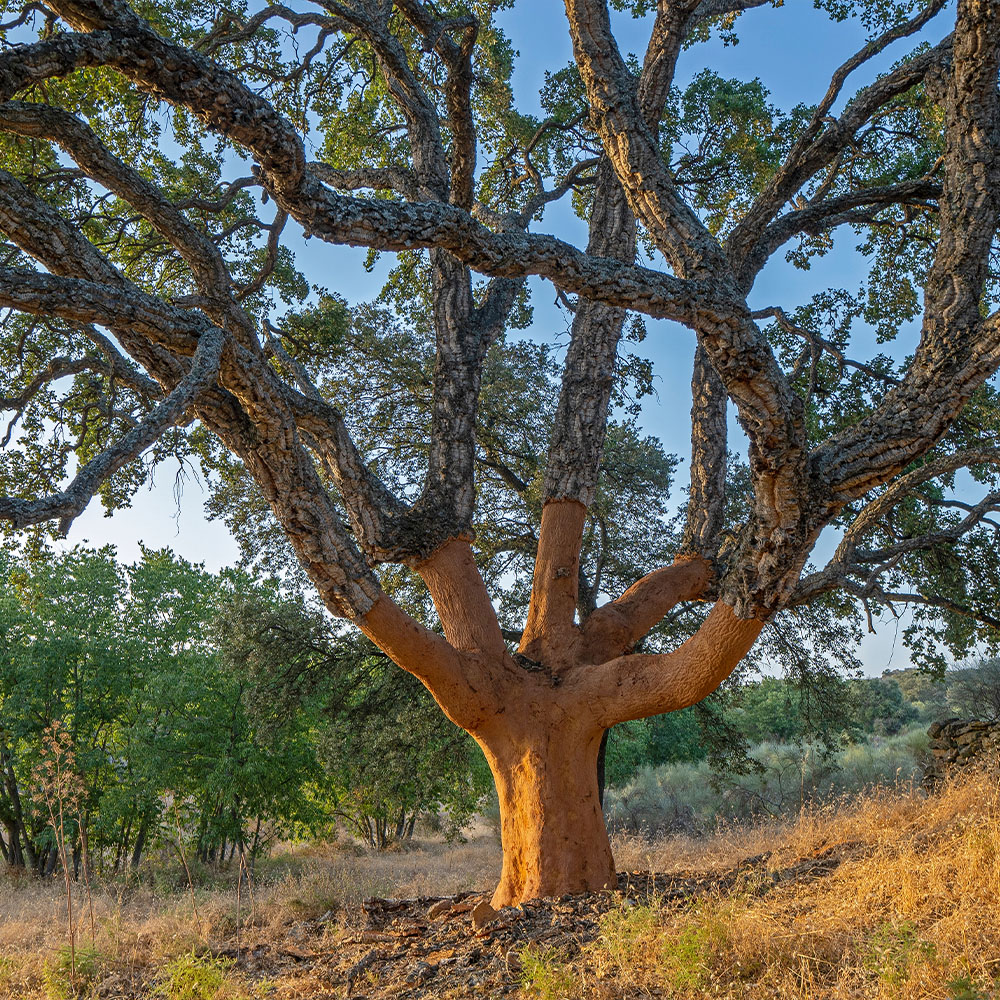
[427,899,453,919]
[406,961,435,984]
[345,948,380,990]
[471,899,498,930]
[355,930,391,943]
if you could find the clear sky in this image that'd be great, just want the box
[63,1,964,676]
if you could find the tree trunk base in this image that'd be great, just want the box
[481,725,615,908]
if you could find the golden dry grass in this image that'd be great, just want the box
[552,771,1000,999]
[0,835,500,998]
[1,772,998,999]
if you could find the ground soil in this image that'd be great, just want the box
[223,848,847,999]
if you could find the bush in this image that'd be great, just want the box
[605,727,926,836]
[42,946,104,1000]
[518,945,578,999]
[156,952,252,1000]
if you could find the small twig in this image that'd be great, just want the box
[172,801,203,937]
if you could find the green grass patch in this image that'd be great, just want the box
[660,915,729,992]
[861,922,936,990]
[156,951,256,1000]
[519,944,578,1000]
[42,945,104,1000]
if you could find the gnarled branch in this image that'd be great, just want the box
[0,325,225,534]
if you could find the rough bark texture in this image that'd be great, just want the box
[1,0,999,906]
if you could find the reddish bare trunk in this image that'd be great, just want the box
[478,719,614,909]
[356,525,762,908]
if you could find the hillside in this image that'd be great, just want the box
[1,771,998,1000]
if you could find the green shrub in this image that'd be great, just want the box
[945,974,1000,1000]
[42,946,103,1000]
[519,945,578,1000]
[605,728,926,835]
[596,902,664,972]
[861,922,936,989]
[156,952,247,1000]
[660,920,727,992]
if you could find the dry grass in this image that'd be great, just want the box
[546,771,1000,999]
[3,772,999,999]
[0,835,500,999]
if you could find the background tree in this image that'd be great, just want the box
[946,656,1000,722]
[1,0,1000,906]
[216,588,491,850]
[0,548,302,870]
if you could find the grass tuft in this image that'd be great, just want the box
[155,952,253,1000]
[519,945,579,1000]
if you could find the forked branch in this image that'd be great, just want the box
[569,601,764,727]
[0,326,225,534]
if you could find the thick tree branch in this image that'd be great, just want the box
[744,179,942,283]
[0,325,224,533]
[727,15,952,285]
[682,341,728,561]
[793,448,1000,604]
[581,556,713,664]
[1,354,109,411]
[0,267,205,356]
[195,5,347,55]
[393,0,478,209]
[568,601,763,727]
[520,500,588,662]
[812,3,1000,505]
[0,101,240,315]
[415,538,507,661]
[307,161,417,198]
[531,0,707,651]
[357,593,507,733]
[564,0,815,615]
[0,21,718,326]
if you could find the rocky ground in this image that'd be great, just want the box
[225,849,847,999]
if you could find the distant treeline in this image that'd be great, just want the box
[602,655,1000,835]
[0,547,487,877]
[602,656,999,790]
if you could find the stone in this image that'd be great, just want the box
[924,718,1000,788]
[427,899,453,919]
[471,899,498,930]
[405,961,435,984]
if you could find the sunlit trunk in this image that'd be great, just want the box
[479,721,615,908]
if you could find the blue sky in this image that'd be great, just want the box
[64,1,960,674]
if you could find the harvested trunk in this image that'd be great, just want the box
[478,715,613,909]
[354,527,761,906]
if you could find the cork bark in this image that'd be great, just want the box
[481,721,615,908]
